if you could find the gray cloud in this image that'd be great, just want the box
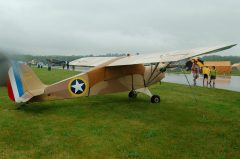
[0,0,239,55]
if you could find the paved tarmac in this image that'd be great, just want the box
[163,73,240,92]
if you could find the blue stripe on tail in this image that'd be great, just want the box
[12,62,24,97]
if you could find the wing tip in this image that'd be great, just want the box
[229,44,237,47]
[225,43,237,48]
[219,43,237,50]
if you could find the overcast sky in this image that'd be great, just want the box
[0,0,239,56]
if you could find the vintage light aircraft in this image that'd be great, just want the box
[7,44,236,104]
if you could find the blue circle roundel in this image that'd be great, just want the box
[70,79,86,95]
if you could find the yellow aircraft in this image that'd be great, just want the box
[6,44,236,104]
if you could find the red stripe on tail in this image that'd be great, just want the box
[7,78,15,101]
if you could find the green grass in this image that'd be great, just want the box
[231,70,240,76]
[32,67,79,84]
[0,68,240,159]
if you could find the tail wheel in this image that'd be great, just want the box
[128,90,137,98]
[151,95,160,103]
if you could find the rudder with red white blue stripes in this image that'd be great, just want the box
[7,62,25,103]
[7,62,45,103]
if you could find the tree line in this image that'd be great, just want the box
[6,53,240,64]
[202,55,240,64]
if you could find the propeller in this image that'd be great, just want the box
[0,52,10,87]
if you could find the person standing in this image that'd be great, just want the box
[202,66,210,86]
[67,61,69,70]
[62,63,65,70]
[47,62,52,71]
[191,60,200,86]
[209,66,217,87]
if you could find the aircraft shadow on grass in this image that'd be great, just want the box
[16,95,150,114]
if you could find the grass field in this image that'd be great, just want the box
[231,70,240,76]
[0,68,240,159]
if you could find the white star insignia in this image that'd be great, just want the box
[71,80,85,94]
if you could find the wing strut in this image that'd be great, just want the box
[147,63,159,83]
[180,67,198,103]
[147,63,170,85]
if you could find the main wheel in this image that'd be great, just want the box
[128,90,137,98]
[151,95,160,103]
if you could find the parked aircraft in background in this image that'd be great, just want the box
[46,58,66,66]
[6,44,236,104]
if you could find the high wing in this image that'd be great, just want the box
[107,44,237,66]
[69,57,118,67]
[69,44,236,67]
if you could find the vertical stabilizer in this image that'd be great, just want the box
[7,62,46,103]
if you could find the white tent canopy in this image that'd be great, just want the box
[232,63,240,70]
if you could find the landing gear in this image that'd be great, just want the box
[128,90,137,98]
[129,88,161,103]
[151,95,160,103]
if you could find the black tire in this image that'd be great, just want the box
[128,90,137,98]
[151,95,160,103]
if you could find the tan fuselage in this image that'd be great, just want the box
[30,63,166,102]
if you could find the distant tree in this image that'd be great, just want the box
[202,55,240,64]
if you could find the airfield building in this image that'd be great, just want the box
[204,61,231,75]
